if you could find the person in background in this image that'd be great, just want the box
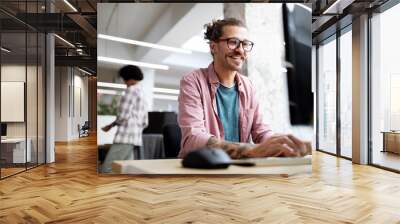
[178,18,308,159]
[101,65,148,173]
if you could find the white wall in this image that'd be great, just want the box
[54,67,89,141]
[1,64,46,163]
[97,115,117,145]
[153,98,178,112]
[1,65,35,138]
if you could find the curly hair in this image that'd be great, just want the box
[119,65,143,81]
[204,18,246,42]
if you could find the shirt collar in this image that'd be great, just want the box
[207,62,243,88]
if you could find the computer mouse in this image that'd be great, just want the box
[182,148,232,169]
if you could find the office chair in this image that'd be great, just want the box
[162,124,181,158]
[79,121,90,138]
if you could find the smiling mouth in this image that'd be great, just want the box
[229,55,243,61]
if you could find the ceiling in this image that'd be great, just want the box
[1,0,391,84]
[97,3,222,89]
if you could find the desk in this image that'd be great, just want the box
[381,131,400,154]
[98,135,165,162]
[142,134,165,159]
[112,159,311,175]
[1,138,32,163]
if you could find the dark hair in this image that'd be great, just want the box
[119,65,143,81]
[204,18,246,42]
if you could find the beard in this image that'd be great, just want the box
[223,52,245,71]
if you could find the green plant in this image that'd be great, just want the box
[97,96,119,115]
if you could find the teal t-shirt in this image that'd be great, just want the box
[216,83,239,142]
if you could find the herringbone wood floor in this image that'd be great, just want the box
[1,135,400,223]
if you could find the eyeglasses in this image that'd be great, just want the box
[218,38,254,52]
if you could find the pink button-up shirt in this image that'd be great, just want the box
[178,63,273,158]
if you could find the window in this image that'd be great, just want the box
[317,35,337,155]
[339,27,352,158]
[370,2,400,171]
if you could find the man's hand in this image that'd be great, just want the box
[246,134,307,158]
[205,134,309,159]
[101,124,113,132]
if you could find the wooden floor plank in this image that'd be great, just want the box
[0,134,400,223]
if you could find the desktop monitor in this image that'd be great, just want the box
[282,3,313,125]
[1,123,7,137]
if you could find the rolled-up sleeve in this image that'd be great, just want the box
[178,75,213,158]
[250,85,274,144]
[142,99,149,129]
[115,89,134,126]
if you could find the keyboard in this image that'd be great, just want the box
[233,155,312,167]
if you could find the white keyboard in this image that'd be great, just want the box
[233,155,312,167]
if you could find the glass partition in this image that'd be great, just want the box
[317,35,337,155]
[27,30,38,169]
[38,32,45,165]
[339,27,352,158]
[1,30,28,177]
[0,1,46,179]
[370,2,400,171]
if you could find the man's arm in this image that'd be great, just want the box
[114,88,135,125]
[102,88,134,132]
[178,74,214,158]
[206,134,308,159]
[141,95,149,129]
[206,137,253,159]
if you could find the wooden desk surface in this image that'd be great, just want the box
[112,159,312,175]
[1,138,27,143]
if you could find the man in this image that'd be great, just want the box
[178,18,308,159]
[101,65,148,173]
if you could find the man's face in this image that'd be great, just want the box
[211,25,250,72]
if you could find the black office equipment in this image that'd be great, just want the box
[1,123,7,137]
[143,112,178,134]
[282,4,313,125]
[182,148,232,169]
[163,124,181,158]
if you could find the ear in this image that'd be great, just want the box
[210,41,216,54]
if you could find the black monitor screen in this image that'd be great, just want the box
[1,123,7,136]
[282,4,313,125]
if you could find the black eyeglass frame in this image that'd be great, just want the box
[217,37,255,52]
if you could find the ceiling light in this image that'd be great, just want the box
[54,34,75,48]
[1,47,11,53]
[322,0,343,14]
[98,34,192,54]
[63,0,78,12]
[98,82,126,89]
[154,87,179,95]
[78,67,92,76]
[153,94,178,101]
[98,56,169,70]
[98,82,179,95]
[97,89,121,95]
[98,88,178,101]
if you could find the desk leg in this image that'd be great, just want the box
[382,133,386,153]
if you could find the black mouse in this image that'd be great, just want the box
[182,148,232,169]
